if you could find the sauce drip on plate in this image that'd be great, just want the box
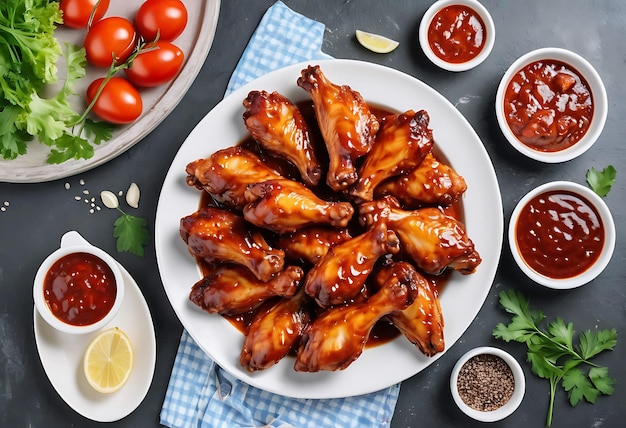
[515,190,604,279]
[427,4,486,64]
[43,252,117,326]
[504,60,593,152]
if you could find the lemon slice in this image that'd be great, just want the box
[83,327,134,393]
[355,30,399,53]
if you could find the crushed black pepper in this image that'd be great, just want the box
[457,353,515,411]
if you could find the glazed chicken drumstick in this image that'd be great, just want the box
[359,196,481,275]
[297,65,379,191]
[240,288,311,372]
[185,146,283,211]
[276,226,352,265]
[243,90,323,187]
[304,221,400,307]
[189,264,303,316]
[350,109,434,202]
[243,178,354,234]
[180,206,284,282]
[375,152,467,208]
[294,259,418,372]
[380,262,445,357]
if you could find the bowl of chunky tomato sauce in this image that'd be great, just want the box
[33,232,125,334]
[509,181,615,289]
[419,0,495,72]
[496,48,608,162]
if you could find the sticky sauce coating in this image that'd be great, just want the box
[515,190,604,279]
[43,252,117,326]
[504,60,593,152]
[427,4,486,64]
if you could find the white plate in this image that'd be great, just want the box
[0,0,220,183]
[155,59,503,399]
[34,233,156,422]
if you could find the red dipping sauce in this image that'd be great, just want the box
[515,190,604,279]
[504,60,593,152]
[427,4,486,64]
[43,252,117,326]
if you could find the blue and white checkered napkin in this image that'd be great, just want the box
[160,2,400,427]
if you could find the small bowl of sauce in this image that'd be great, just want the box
[33,231,125,334]
[509,181,615,289]
[496,48,608,162]
[450,346,525,422]
[419,0,495,72]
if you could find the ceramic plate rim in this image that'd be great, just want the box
[155,59,503,399]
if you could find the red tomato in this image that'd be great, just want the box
[60,0,110,29]
[86,77,143,124]
[134,0,188,42]
[124,41,184,87]
[84,17,137,67]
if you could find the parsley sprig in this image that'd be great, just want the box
[113,210,150,257]
[100,189,149,257]
[493,290,617,427]
[586,165,616,197]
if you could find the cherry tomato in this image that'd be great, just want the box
[86,77,143,124]
[124,41,184,87]
[59,0,110,29]
[134,0,188,42]
[84,17,137,67]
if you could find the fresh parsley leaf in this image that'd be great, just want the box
[113,214,150,257]
[562,368,599,406]
[588,367,615,396]
[586,165,616,197]
[83,119,115,145]
[46,133,94,164]
[493,290,617,426]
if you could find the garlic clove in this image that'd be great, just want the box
[126,183,140,209]
[100,191,119,209]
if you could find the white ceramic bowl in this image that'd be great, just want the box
[509,181,615,289]
[450,346,525,422]
[496,47,608,163]
[33,231,125,334]
[419,0,495,72]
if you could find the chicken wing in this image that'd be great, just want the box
[276,226,352,265]
[304,222,400,307]
[297,65,379,191]
[180,206,284,282]
[359,196,481,275]
[242,90,323,187]
[375,152,467,208]
[242,178,354,234]
[350,110,434,202]
[185,146,283,210]
[378,262,445,357]
[240,288,311,371]
[189,264,303,316]
[294,261,416,372]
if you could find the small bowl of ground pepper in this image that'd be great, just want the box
[450,346,525,422]
[419,0,495,72]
